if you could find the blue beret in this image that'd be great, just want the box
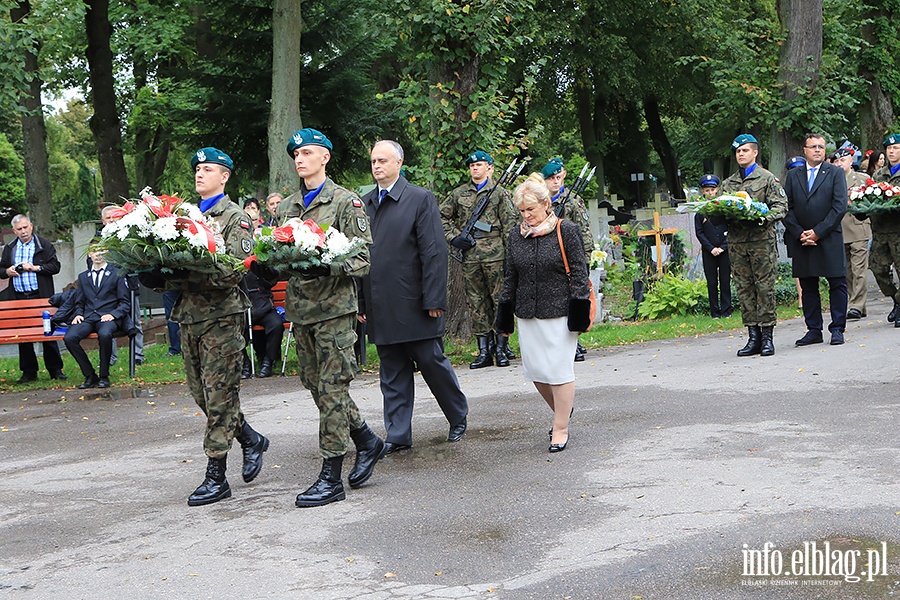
[191,147,234,171]
[286,128,333,157]
[699,174,720,188]
[541,158,565,179]
[731,134,758,150]
[465,150,493,165]
[883,134,900,147]
[785,156,805,170]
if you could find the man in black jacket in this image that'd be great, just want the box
[64,250,131,388]
[783,133,848,346]
[359,140,469,454]
[0,215,66,383]
[694,175,732,318]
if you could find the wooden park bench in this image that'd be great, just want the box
[0,297,138,378]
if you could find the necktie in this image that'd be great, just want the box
[808,167,817,192]
[378,189,387,204]
[93,269,103,288]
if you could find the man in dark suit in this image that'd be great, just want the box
[64,249,132,388]
[0,214,66,383]
[694,174,731,318]
[783,133,848,346]
[359,140,469,454]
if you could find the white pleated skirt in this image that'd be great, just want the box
[518,316,579,385]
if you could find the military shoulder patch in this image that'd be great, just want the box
[352,198,363,208]
[239,219,251,230]
[241,238,252,254]
[356,216,368,232]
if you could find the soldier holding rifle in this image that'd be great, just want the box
[440,151,519,369]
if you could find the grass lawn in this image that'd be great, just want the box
[0,305,804,393]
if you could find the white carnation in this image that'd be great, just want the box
[152,217,180,241]
[324,229,352,255]
[293,223,321,252]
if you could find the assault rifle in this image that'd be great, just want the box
[553,164,596,218]
[450,158,527,263]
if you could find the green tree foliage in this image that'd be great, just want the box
[0,132,27,221]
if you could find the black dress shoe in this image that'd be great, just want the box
[795,330,823,346]
[16,373,37,384]
[830,331,845,345]
[549,437,569,453]
[258,358,273,378]
[78,374,100,389]
[382,442,411,455]
[49,370,67,380]
[847,308,862,320]
[448,418,467,442]
[97,377,111,388]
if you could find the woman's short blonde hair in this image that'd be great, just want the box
[513,172,551,209]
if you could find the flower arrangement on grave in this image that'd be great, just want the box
[847,178,900,216]
[676,190,771,222]
[93,187,244,274]
[590,243,608,271]
[245,218,367,272]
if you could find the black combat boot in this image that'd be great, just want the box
[258,357,273,378]
[469,334,493,369]
[574,341,586,362]
[187,456,231,506]
[295,456,346,507]
[889,302,900,322]
[494,332,510,367]
[236,420,269,483]
[737,326,762,357]
[759,325,775,356]
[348,423,385,488]
[241,354,252,379]
[502,341,516,360]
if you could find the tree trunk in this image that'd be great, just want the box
[575,66,605,191]
[859,1,895,150]
[268,0,302,196]
[644,95,683,199]
[132,59,171,195]
[11,1,54,233]
[770,0,823,172]
[84,0,130,203]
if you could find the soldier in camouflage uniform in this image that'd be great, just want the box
[274,128,384,508]
[140,148,269,507]
[440,150,519,368]
[542,158,594,361]
[868,133,900,327]
[835,148,871,320]
[718,134,787,357]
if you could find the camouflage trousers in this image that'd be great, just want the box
[869,234,900,303]
[462,259,504,335]
[292,312,364,458]
[730,240,778,327]
[181,314,246,459]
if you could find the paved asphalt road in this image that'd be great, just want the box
[1,302,898,599]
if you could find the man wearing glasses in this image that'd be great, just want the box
[718,134,787,357]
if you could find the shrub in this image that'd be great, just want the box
[637,273,707,319]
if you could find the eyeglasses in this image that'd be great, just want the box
[804,145,826,150]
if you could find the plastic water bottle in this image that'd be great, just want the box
[275,305,286,322]
[42,310,52,336]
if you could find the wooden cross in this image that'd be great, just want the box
[637,211,678,275]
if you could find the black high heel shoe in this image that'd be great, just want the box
[548,406,575,438]
[549,437,568,453]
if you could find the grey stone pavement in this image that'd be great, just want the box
[1,300,899,599]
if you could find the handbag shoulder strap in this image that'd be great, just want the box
[556,219,570,275]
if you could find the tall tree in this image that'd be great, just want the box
[84,0,130,202]
[268,0,302,196]
[10,1,53,231]
[859,0,897,149]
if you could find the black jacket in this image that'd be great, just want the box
[359,176,448,345]
[0,234,61,300]
[73,266,134,334]
[694,213,728,254]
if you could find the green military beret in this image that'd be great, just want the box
[541,158,564,179]
[286,128,333,157]
[883,134,900,147]
[191,147,234,171]
[731,134,758,151]
[465,150,493,165]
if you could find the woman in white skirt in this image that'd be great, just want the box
[495,173,592,452]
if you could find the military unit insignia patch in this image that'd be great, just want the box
[242,239,253,254]
[356,217,367,232]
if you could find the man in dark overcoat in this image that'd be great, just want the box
[359,140,469,454]
[783,133,848,346]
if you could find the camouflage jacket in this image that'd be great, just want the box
[842,169,871,243]
[276,178,372,325]
[870,165,900,233]
[440,178,518,262]
[554,191,593,259]
[719,165,787,244]
[171,195,252,324]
